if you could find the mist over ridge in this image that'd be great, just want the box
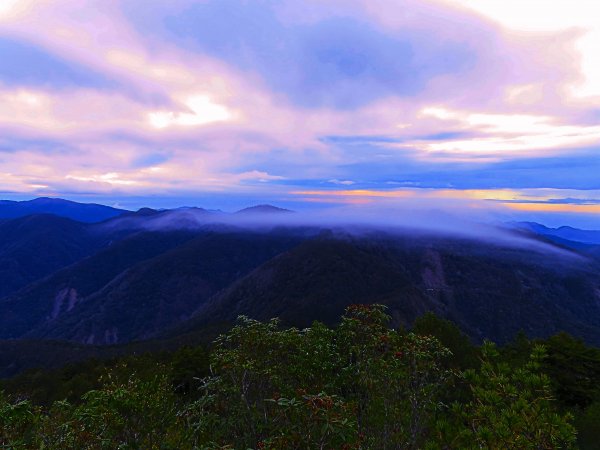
[91,199,582,261]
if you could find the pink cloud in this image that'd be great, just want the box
[0,0,598,217]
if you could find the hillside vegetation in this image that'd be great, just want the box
[4,306,600,449]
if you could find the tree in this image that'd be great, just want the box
[446,342,576,449]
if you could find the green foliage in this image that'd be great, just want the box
[66,370,181,448]
[542,332,600,409]
[170,345,211,395]
[0,346,211,406]
[501,331,600,448]
[0,306,580,449]
[446,342,576,449]
[575,401,600,450]
[262,392,358,448]
[413,312,479,369]
[0,392,40,448]
[335,305,454,449]
[186,316,358,448]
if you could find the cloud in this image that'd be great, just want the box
[443,0,600,98]
[0,37,117,89]
[0,0,598,228]
[126,0,475,109]
[413,106,600,158]
[147,95,234,129]
[328,179,355,185]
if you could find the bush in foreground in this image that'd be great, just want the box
[1,305,576,449]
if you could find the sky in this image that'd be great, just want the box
[1,0,600,226]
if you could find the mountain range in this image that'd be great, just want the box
[0,197,126,222]
[2,197,600,376]
[514,221,600,246]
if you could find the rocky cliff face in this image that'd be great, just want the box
[50,287,79,319]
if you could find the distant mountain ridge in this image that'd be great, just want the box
[0,197,294,223]
[0,199,296,300]
[0,197,127,223]
[514,222,600,245]
[235,205,293,215]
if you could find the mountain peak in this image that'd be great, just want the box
[0,197,127,223]
[28,197,70,204]
[235,205,293,215]
[512,221,600,245]
[132,207,160,216]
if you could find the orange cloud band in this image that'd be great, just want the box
[504,202,600,214]
[291,188,600,214]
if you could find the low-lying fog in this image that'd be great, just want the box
[98,198,586,260]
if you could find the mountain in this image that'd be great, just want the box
[4,210,600,380]
[4,219,600,347]
[97,207,222,233]
[0,197,126,223]
[0,230,199,339]
[171,234,429,334]
[176,233,600,345]
[20,230,305,344]
[0,214,110,298]
[235,205,293,215]
[515,222,600,245]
